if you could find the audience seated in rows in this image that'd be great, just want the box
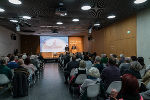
[111,74,143,100]
[0,59,12,80]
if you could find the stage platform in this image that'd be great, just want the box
[44,58,58,63]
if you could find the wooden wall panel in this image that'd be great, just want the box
[21,35,40,54]
[91,15,137,57]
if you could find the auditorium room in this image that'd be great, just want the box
[0,0,150,100]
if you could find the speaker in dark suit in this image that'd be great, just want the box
[72,44,76,50]
[65,45,69,52]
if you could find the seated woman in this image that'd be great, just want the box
[70,60,87,84]
[15,59,29,77]
[125,61,142,79]
[0,58,13,80]
[24,58,37,75]
[80,67,100,99]
[93,56,103,74]
[73,60,87,76]
[24,58,37,82]
[110,74,143,100]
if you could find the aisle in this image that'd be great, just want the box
[0,63,72,100]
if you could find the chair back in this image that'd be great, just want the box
[146,82,150,90]
[140,69,146,77]
[106,81,122,94]
[11,69,14,77]
[70,68,75,77]
[75,74,87,84]
[0,74,10,85]
[87,83,100,98]
[138,79,142,87]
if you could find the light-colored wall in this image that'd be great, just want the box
[137,8,150,66]
[0,26,20,56]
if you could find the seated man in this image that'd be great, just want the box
[0,59,13,80]
[101,58,121,90]
[64,55,79,84]
[7,56,18,69]
[12,59,29,97]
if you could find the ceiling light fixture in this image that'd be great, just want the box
[94,23,100,26]
[8,0,22,5]
[56,22,63,25]
[72,18,79,22]
[0,8,5,12]
[10,19,18,23]
[22,16,31,20]
[134,0,147,4]
[81,5,91,10]
[107,15,116,19]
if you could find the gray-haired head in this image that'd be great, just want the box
[130,61,142,71]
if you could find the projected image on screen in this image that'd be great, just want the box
[40,36,68,52]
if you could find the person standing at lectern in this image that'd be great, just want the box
[72,44,76,50]
[65,45,69,52]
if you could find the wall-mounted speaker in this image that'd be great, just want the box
[11,34,16,40]
[88,35,92,40]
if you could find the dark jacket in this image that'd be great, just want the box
[66,61,79,73]
[125,69,141,79]
[101,65,121,90]
[0,65,12,80]
[12,71,28,97]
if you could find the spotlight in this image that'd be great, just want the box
[81,5,91,10]
[10,19,18,23]
[72,18,79,22]
[56,22,63,25]
[22,16,31,20]
[8,0,22,5]
[134,0,147,4]
[0,8,5,12]
[107,15,116,19]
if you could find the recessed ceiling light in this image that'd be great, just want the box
[0,8,5,12]
[8,0,22,5]
[81,5,91,10]
[56,22,63,25]
[10,19,18,23]
[134,0,147,4]
[107,15,116,19]
[94,23,100,26]
[22,16,31,20]
[60,13,67,16]
[72,18,79,22]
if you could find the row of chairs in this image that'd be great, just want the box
[0,60,45,97]
[59,61,144,100]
